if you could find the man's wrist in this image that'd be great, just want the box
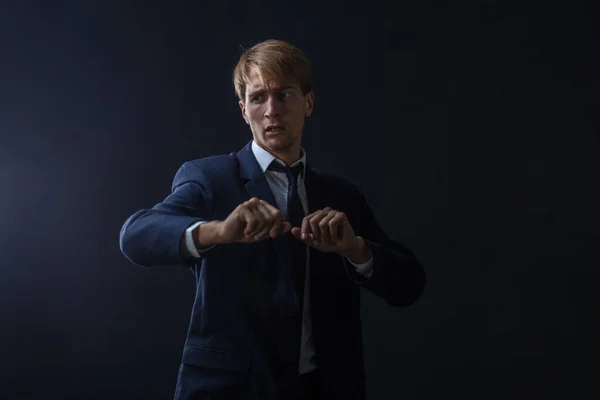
[194,220,224,248]
[340,236,372,263]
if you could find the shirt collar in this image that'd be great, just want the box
[251,140,307,177]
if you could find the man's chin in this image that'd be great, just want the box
[264,136,292,151]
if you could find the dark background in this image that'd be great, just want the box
[1,1,599,399]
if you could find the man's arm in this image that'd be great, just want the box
[344,189,426,307]
[344,240,374,278]
[119,161,214,268]
[182,220,221,258]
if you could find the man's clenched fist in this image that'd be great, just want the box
[215,197,292,244]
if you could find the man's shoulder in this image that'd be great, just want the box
[183,152,238,175]
[171,152,238,188]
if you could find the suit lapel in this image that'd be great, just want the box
[237,141,277,207]
[236,141,329,214]
[236,142,332,280]
[236,141,291,274]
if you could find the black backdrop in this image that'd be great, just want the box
[1,1,599,399]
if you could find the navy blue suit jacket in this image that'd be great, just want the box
[119,140,426,399]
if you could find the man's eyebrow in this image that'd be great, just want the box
[247,85,296,97]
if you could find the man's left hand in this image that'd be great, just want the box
[290,207,373,263]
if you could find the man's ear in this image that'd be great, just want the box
[239,100,249,124]
[305,91,314,118]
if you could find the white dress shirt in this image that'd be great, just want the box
[182,141,374,374]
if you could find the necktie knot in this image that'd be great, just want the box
[268,161,304,186]
[268,160,304,227]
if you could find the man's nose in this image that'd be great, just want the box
[264,96,281,118]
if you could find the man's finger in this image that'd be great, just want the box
[258,200,287,238]
[257,200,284,236]
[292,227,313,240]
[258,199,279,213]
[297,209,320,230]
[244,205,265,237]
[292,226,316,245]
[280,221,292,234]
[300,208,329,239]
[238,207,257,237]
[327,213,345,243]
[318,211,336,244]
[308,209,331,243]
[300,212,315,240]
[299,210,317,239]
[253,201,276,239]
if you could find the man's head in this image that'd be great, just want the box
[233,39,314,165]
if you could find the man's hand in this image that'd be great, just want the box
[290,207,372,263]
[215,197,292,244]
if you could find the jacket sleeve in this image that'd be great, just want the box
[344,188,426,307]
[119,161,213,268]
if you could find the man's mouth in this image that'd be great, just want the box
[266,125,285,132]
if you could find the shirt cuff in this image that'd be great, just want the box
[184,221,215,258]
[346,257,374,279]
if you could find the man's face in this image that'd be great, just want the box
[239,70,314,161]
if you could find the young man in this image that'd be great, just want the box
[120,39,426,400]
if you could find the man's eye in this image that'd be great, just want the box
[279,91,289,98]
[251,95,262,102]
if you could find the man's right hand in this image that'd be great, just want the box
[198,198,291,246]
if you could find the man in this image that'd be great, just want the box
[119,39,426,400]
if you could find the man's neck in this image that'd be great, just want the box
[277,151,302,167]
[259,144,302,166]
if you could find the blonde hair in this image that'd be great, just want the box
[233,39,313,102]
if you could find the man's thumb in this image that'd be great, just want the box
[281,221,293,233]
[290,226,302,237]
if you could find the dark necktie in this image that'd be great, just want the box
[268,160,308,375]
[268,160,307,291]
[268,161,305,227]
